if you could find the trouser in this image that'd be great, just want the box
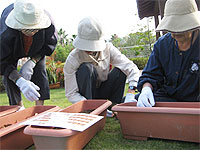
[3,57,50,105]
[76,63,127,104]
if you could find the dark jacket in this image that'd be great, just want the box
[137,32,200,102]
[0,4,58,77]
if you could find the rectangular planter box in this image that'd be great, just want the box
[112,102,200,143]
[0,105,60,150]
[0,105,20,117]
[24,100,112,150]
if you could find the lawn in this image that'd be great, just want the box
[0,88,199,150]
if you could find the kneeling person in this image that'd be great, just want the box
[64,17,140,116]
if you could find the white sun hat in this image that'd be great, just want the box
[5,0,51,29]
[156,0,200,32]
[73,16,106,51]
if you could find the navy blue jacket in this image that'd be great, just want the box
[0,4,58,77]
[137,32,199,102]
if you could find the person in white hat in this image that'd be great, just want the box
[0,0,58,108]
[64,16,140,117]
[136,0,200,107]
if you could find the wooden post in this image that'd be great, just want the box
[154,15,160,40]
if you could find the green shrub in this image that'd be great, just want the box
[46,53,65,87]
[130,57,149,70]
[0,76,5,92]
[55,62,65,87]
[54,43,74,63]
[46,58,57,84]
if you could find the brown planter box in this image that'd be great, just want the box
[0,105,60,150]
[24,100,112,150]
[49,82,60,89]
[0,105,20,117]
[112,102,200,143]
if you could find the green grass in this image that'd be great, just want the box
[0,88,72,108]
[0,88,199,150]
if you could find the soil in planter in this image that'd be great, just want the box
[80,110,95,114]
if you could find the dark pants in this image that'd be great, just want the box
[76,63,127,104]
[3,57,50,105]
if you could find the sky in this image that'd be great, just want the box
[0,0,155,40]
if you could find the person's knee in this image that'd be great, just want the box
[110,67,126,82]
[77,63,95,78]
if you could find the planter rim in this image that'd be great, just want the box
[112,102,200,115]
[60,99,112,115]
[0,105,21,117]
[24,100,112,137]
[24,126,76,137]
[0,105,60,137]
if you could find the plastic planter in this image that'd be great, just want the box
[112,102,200,143]
[0,105,60,149]
[24,100,112,150]
[0,105,20,117]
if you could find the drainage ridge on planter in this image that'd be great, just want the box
[24,99,112,150]
[112,102,200,143]
[0,105,21,117]
[0,105,60,150]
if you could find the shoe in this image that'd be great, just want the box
[106,109,114,118]
[17,106,25,111]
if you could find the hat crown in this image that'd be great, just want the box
[165,0,198,16]
[14,0,43,26]
[77,17,104,41]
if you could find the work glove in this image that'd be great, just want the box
[19,59,36,80]
[137,86,155,107]
[16,77,40,102]
[124,93,137,103]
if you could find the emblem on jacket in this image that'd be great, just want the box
[189,61,199,73]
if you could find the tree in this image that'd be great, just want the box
[110,34,122,48]
[58,28,69,46]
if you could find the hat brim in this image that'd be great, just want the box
[156,11,200,32]
[73,36,106,51]
[5,10,51,29]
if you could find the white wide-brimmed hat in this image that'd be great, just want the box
[156,0,200,32]
[5,0,51,29]
[73,16,106,51]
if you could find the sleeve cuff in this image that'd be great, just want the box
[8,70,21,83]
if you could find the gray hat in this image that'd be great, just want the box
[156,0,200,32]
[73,16,106,51]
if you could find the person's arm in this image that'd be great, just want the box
[63,53,87,103]
[39,11,58,57]
[137,42,165,93]
[109,43,140,89]
[142,82,153,90]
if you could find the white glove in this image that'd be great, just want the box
[19,59,36,80]
[124,93,137,103]
[16,77,40,102]
[137,86,155,107]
